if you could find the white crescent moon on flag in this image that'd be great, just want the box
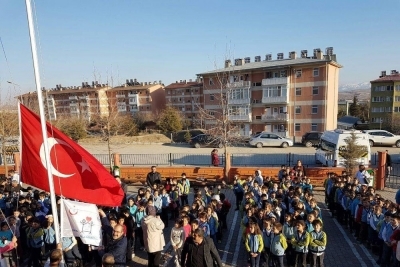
[39,137,75,178]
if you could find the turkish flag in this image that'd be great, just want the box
[19,103,124,207]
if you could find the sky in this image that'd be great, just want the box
[0,0,399,102]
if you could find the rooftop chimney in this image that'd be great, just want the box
[225,59,231,68]
[277,53,284,60]
[244,57,251,63]
[301,50,308,58]
[234,58,244,66]
[313,48,322,59]
[265,54,272,61]
[289,51,296,59]
[255,56,261,62]
[380,71,387,78]
[326,47,334,56]
[391,70,397,75]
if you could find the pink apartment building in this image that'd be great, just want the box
[197,47,342,141]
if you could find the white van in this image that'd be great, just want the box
[315,129,371,167]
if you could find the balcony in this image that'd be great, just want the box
[227,81,251,88]
[116,94,126,98]
[128,93,138,97]
[262,77,289,86]
[69,96,78,100]
[261,114,289,122]
[79,95,89,100]
[261,95,289,104]
[69,102,78,107]
[228,98,251,105]
[228,113,252,122]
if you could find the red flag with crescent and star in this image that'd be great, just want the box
[19,103,124,207]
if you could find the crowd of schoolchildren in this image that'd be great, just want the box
[4,161,400,267]
[231,161,327,267]
[325,167,400,267]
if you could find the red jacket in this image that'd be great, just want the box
[212,153,220,166]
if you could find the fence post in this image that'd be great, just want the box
[376,151,386,190]
[113,153,121,167]
[169,153,172,166]
[13,152,21,173]
[225,152,231,182]
[288,153,292,166]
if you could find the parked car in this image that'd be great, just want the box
[301,131,323,147]
[363,130,400,147]
[248,132,293,148]
[189,134,224,148]
[173,129,205,143]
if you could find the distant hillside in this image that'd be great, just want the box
[338,82,370,101]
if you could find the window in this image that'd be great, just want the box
[313,68,319,77]
[209,78,214,85]
[371,117,382,123]
[372,96,384,102]
[280,70,287,77]
[295,69,302,78]
[255,115,261,120]
[265,72,273,78]
[312,86,319,95]
[295,123,301,131]
[210,94,214,101]
[167,91,170,95]
[186,89,190,93]
[395,107,400,112]
[262,85,287,98]
[311,123,318,131]
[396,85,400,91]
[295,106,301,114]
[209,111,215,116]
[312,105,318,114]
[395,96,400,102]
[296,88,302,96]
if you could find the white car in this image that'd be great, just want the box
[249,132,293,148]
[363,130,400,147]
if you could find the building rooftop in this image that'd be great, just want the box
[107,84,161,92]
[164,81,202,89]
[371,74,400,83]
[197,57,342,76]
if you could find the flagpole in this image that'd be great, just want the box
[25,0,61,244]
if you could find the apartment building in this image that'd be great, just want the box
[106,79,165,117]
[18,79,166,121]
[197,47,342,140]
[164,80,203,127]
[369,70,400,129]
[19,82,110,121]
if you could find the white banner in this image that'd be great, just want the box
[61,199,102,246]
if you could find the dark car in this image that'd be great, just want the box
[172,129,205,143]
[189,134,224,148]
[301,131,322,147]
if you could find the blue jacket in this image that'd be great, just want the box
[270,233,287,256]
[153,196,162,213]
[43,226,56,244]
[134,210,146,228]
[262,229,273,249]
[283,223,295,240]
[199,221,210,237]
[208,216,217,236]
[361,208,371,223]
[350,198,360,216]
[105,236,127,267]
[126,204,138,217]
[396,189,400,205]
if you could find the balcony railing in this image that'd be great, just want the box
[262,77,289,86]
[228,113,252,122]
[79,96,89,100]
[261,95,289,104]
[69,96,78,100]
[128,93,138,97]
[116,94,126,98]
[227,81,251,88]
[228,98,251,105]
[261,114,289,122]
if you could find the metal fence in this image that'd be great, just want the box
[386,162,400,188]
[92,154,111,165]
[0,154,15,165]
[91,152,396,168]
[120,153,225,166]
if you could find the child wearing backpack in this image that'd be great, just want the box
[270,222,287,267]
[309,219,327,267]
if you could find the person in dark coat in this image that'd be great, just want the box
[146,166,162,188]
[115,177,128,206]
[105,224,127,267]
[211,149,220,167]
[181,228,223,267]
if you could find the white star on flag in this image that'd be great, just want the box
[77,158,91,173]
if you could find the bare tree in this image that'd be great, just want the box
[0,106,19,176]
[197,59,250,178]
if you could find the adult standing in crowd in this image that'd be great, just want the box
[211,149,220,167]
[142,212,165,267]
[181,228,223,267]
[105,224,127,267]
[355,164,371,185]
[146,166,162,188]
[386,150,392,186]
[115,177,128,206]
